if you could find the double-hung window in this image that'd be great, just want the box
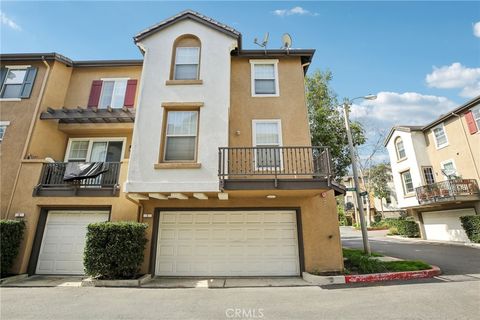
[99,79,128,109]
[432,124,448,149]
[174,47,200,80]
[472,105,480,130]
[395,137,406,160]
[0,66,37,99]
[250,60,279,96]
[400,170,414,195]
[0,121,10,141]
[164,111,199,161]
[253,120,282,169]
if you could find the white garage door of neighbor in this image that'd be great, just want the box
[156,210,300,276]
[422,209,476,242]
[36,211,109,275]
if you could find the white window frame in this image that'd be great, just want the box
[432,123,449,149]
[0,65,31,101]
[64,137,126,162]
[173,47,200,81]
[400,170,414,195]
[98,78,130,109]
[252,119,283,170]
[0,121,11,141]
[471,105,480,132]
[163,110,199,162]
[440,159,458,180]
[394,137,406,161]
[250,59,280,97]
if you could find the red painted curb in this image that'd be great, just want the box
[344,265,441,283]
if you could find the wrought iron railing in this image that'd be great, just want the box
[218,146,332,184]
[36,162,121,189]
[415,179,480,204]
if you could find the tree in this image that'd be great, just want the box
[369,163,392,215]
[306,70,366,179]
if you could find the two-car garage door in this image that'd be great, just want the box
[422,208,476,243]
[155,210,300,276]
[36,211,109,275]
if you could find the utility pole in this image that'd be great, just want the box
[343,101,371,254]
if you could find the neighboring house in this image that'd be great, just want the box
[2,10,345,277]
[342,172,403,223]
[385,96,480,242]
[1,53,142,274]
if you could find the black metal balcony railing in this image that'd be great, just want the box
[34,162,121,196]
[218,146,332,186]
[415,179,480,204]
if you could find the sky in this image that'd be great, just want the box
[1,1,479,163]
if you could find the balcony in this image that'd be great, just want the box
[33,162,121,197]
[218,146,341,192]
[415,179,480,205]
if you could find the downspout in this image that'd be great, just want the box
[6,57,51,218]
[451,112,480,180]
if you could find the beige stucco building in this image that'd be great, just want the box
[385,96,480,242]
[2,10,344,277]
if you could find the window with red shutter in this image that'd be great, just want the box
[124,79,137,107]
[87,80,103,108]
[464,110,478,134]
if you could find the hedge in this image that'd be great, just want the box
[1,220,26,276]
[382,217,420,238]
[84,221,148,280]
[460,215,480,243]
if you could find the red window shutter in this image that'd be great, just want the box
[464,111,478,134]
[87,80,103,108]
[124,79,138,107]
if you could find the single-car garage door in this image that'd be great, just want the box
[422,208,476,242]
[155,210,300,276]
[36,210,109,275]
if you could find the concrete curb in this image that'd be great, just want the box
[302,272,346,285]
[344,265,442,283]
[303,266,441,285]
[0,274,28,286]
[81,274,151,287]
[386,235,480,249]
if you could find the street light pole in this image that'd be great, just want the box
[342,96,375,255]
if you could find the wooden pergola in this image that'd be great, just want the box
[40,107,135,123]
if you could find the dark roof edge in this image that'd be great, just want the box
[383,125,423,147]
[134,10,241,43]
[232,48,315,73]
[423,95,480,130]
[0,53,143,68]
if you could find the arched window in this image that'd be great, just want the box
[171,35,201,80]
[395,137,406,160]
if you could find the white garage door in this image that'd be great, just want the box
[156,210,300,276]
[422,208,476,242]
[36,210,109,275]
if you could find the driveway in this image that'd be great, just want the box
[1,281,479,320]
[341,227,480,275]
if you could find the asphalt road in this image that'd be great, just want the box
[1,281,479,320]
[341,227,480,275]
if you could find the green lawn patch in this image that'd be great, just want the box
[343,248,431,274]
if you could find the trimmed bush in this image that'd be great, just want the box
[460,215,480,243]
[383,217,420,237]
[1,220,26,276]
[84,221,148,280]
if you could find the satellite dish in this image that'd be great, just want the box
[441,168,457,178]
[281,33,292,50]
[254,32,269,53]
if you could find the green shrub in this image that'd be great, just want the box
[1,220,26,276]
[396,220,420,237]
[84,221,148,280]
[388,226,399,235]
[460,215,480,243]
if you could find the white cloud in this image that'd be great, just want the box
[425,63,480,98]
[0,11,21,31]
[350,92,456,127]
[474,21,480,38]
[272,6,318,17]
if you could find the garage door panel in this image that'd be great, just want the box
[156,210,300,276]
[36,211,109,275]
[423,209,475,242]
